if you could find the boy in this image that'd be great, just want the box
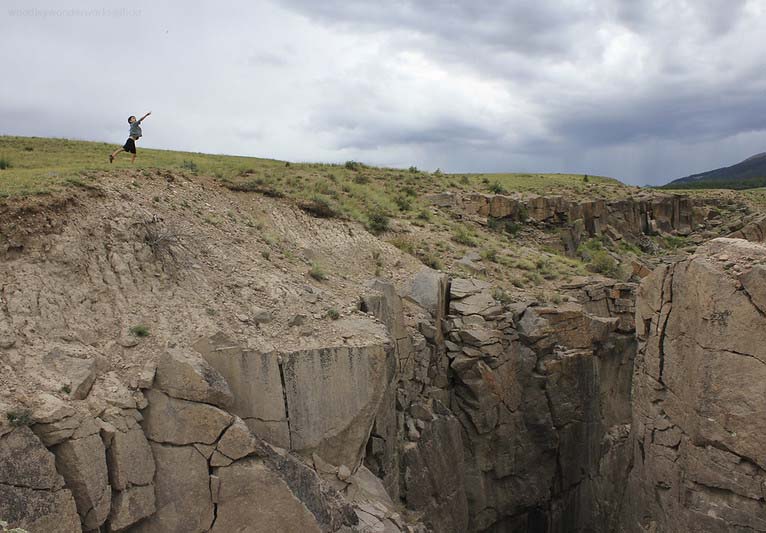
[110,111,151,163]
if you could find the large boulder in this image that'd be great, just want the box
[42,350,97,400]
[106,426,155,491]
[625,238,766,532]
[196,332,392,470]
[211,458,322,533]
[53,433,111,530]
[194,333,290,448]
[402,267,449,318]
[133,443,213,533]
[281,341,392,468]
[141,389,232,445]
[108,484,155,531]
[154,347,234,408]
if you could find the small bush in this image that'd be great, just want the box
[224,179,285,198]
[481,247,498,262]
[487,217,521,236]
[181,160,199,173]
[419,251,443,270]
[309,263,327,281]
[416,209,431,221]
[345,160,364,171]
[300,195,339,218]
[452,225,477,247]
[662,236,687,250]
[460,175,470,185]
[367,211,390,235]
[129,325,150,337]
[488,181,507,194]
[394,195,412,212]
[408,166,419,173]
[0,156,11,170]
[583,174,590,183]
[60,384,71,394]
[326,308,340,320]
[389,236,415,255]
[589,250,620,277]
[6,410,32,427]
[433,168,444,176]
[353,173,370,184]
[261,250,270,260]
[492,287,512,304]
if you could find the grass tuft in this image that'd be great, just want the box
[129,325,150,338]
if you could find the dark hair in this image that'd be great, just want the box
[128,115,136,123]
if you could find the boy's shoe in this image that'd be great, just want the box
[109,154,114,163]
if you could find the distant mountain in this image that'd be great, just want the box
[664,152,766,189]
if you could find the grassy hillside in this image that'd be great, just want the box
[663,176,766,190]
[0,135,620,199]
[663,152,766,190]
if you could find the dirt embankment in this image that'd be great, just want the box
[0,170,422,408]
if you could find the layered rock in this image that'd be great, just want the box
[454,191,739,254]
[0,331,406,532]
[369,272,637,532]
[625,238,766,532]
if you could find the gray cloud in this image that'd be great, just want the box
[1,0,765,184]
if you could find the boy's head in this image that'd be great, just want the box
[128,116,137,124]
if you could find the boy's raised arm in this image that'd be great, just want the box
[139,111,152,122]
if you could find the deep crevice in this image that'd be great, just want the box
[277,356,293,450]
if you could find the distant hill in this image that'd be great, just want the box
[664,152,766,189]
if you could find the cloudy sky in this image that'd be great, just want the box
[2,0,766,184]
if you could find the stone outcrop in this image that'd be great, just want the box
[462,191,723,235]
[194,322,393,470]
[356,272,637,531]
[728,213,766,242]
[153,348,234,408]
[53,430,112,529]
[625,238,766,532]
[0,426,82,533]
[211,458,322,533]
[5,187,766,533]
[2,330,403,532]
[453,191,740,254]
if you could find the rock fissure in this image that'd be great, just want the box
[277,357,293,450]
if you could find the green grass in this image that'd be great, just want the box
[129,324,150,337]
[0,136,287,197]
[309,262,328,281]
[466,172,620,195]
[6,410,33,427]
[0,136,626,197]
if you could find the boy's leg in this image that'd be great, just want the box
[131,153,136,163]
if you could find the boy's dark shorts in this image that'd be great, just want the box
[123,137,137,154]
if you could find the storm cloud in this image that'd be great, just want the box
[1,0,765,184]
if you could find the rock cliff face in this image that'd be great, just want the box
[461,192,725,238]
[433,191,745,255]
[1,182,765,533]
[382,272,636,532]
[624,238,766,533]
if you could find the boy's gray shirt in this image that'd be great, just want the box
[129,121,142,138]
